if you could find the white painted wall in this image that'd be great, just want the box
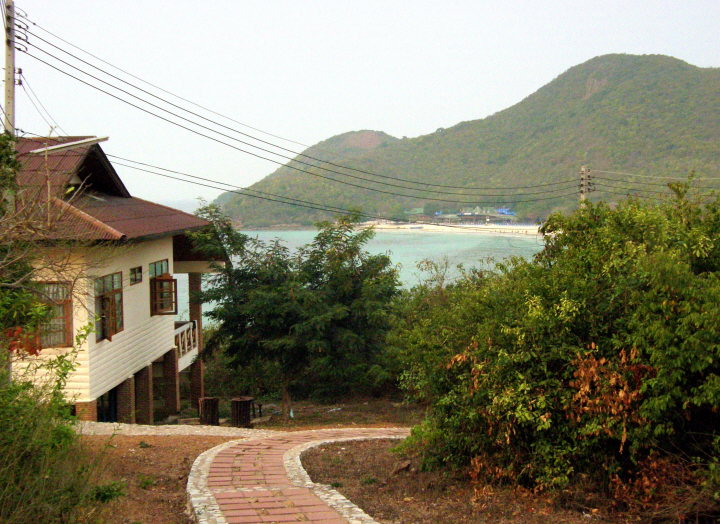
[29,237,179,402]
[85,237,175,400]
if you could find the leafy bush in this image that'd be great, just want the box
[0,349,110,523]
[393,188,720,517]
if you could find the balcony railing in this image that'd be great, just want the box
[174,320,198,358]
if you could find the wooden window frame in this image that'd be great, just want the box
[149,259,169,279]
[95,272,123,342]
[38,281,73,348]
[150,273,178,316]
[129,266,142,285]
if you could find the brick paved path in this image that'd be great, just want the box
[189,427,409,524]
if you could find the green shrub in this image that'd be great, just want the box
[0,346,108,522]
[393,188,720,517]
[91,480,126,503]
[137,474,157,490]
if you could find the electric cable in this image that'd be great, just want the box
[19,72,68,134]
[594,169,720,182]
[22,38,578,199]
[111,159,550,238]
[593,173,717,190]
[593,181,714,197]
[20,81,55,132]
[14,17,579,192]
[12,127,547,235]
[13,11,312,148]
[108,155,570,229]
[19,49,581,205]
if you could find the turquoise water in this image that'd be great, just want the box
[176,229,543,319]
[246,229,543,286]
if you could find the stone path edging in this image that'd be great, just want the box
[78,421,281,438]
[187,428,410,524]
[188,439,243,523]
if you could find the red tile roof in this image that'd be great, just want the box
[15,137,210,241]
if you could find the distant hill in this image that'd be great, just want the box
[217,54,720,226]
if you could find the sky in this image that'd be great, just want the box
[9,0,720,209]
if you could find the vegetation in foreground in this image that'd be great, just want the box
[199,182,720,520]
[0,133,114,523]
[390,183,720,520]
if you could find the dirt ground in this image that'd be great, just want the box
[302,439,600,524]
[255,398,425,430]
[83,435,234,524]
[80,400,604,523]
[80,398,423,523]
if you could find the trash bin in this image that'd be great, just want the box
[231,396,254,428]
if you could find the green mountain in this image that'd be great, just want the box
[217,54,720,226]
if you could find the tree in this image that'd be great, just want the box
[0,133,49,359]
[192,207,399,417]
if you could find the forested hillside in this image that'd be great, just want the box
[217,54,720,226]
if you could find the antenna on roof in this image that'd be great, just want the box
[26,136,109,154]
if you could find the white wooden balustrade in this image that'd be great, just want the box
[174,320,198,371]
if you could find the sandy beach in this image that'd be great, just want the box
[359,221,540,236]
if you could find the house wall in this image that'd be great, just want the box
[86,236,175,401]
[25,249,92,401]
[28,237,177,404]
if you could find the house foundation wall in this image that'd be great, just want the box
[116,376,135,423]
[75,400,97,421]
[134,365,153,424]
[163,348,180,416]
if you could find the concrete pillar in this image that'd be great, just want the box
[75,400,97,421]
[163,348,180,415]
[116,376,135,424]
[134,365,154,425]
[189,272,204,410]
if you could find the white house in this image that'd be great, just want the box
[15,136,219,423]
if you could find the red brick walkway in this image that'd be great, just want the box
[205,428,409,524]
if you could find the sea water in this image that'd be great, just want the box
[176,229,544,319]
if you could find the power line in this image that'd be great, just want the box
[593,174,718,190]
[21,37,578,198]
[14,11,312,149]
[108,157,547,238]
[19,81,55,131]
[594,169,720,182]
[19,49,580,206]
[593,181,716,197]
[19,72,68,134]
[15,18,578,193]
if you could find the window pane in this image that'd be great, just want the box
[95,296,106,341]
[112,273,122,290]
[114,293,123,331]
[41,283,69,301]
[94,279,104,295]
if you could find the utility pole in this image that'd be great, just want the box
[579,165,592,205]
[4,0,15,134]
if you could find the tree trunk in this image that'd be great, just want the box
[281,383,292,421]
